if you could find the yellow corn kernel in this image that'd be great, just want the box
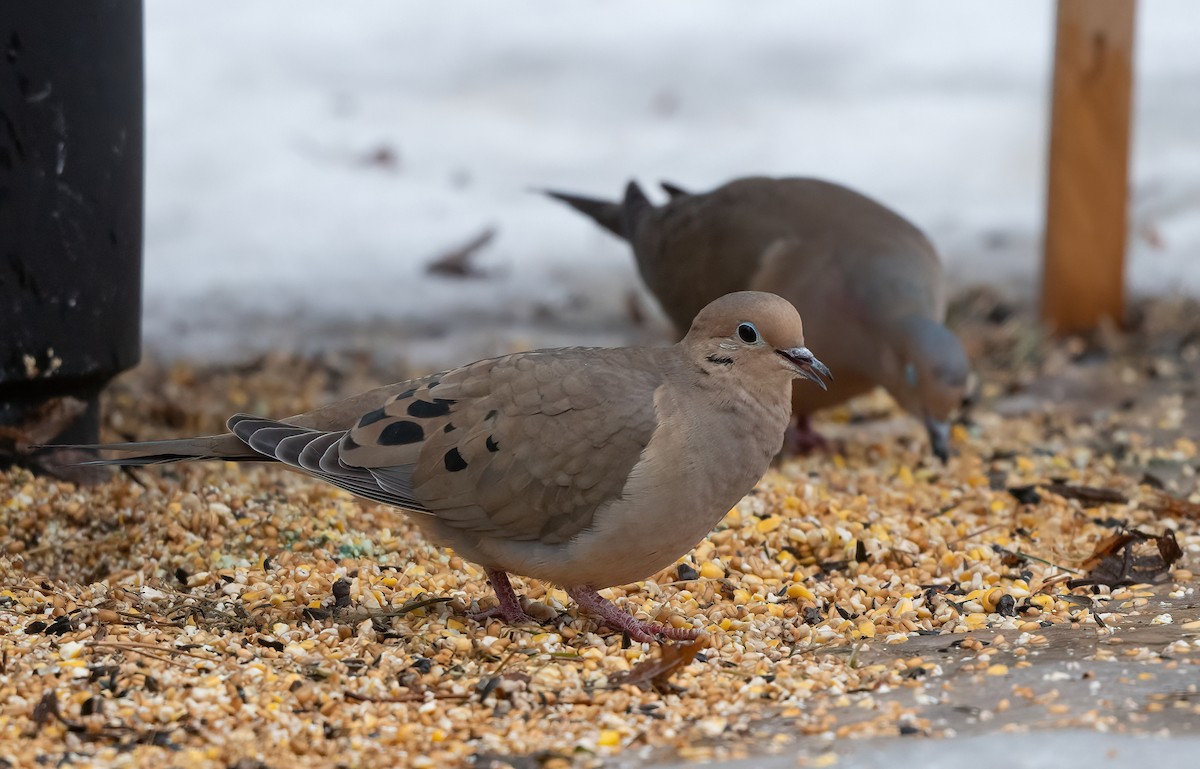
[787,584,814,601]
[598,730,621,747]
[756,516,782,533]
[1029,594,1054,610]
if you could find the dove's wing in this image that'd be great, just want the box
[228,348,666,545]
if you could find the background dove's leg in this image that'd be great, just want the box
[783,414,829,456]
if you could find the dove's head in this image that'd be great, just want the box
[683,292,831,391]
[889,315,970,462]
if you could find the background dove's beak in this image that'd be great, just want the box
[925,416,951,463]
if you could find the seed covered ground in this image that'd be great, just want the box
[1,292,1198,768]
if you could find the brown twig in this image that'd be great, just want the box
[91,641,220,664]
[344,690,471,704]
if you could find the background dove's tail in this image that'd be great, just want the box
[619,181,652,240]
[541,188,627,239]
[658,180,690,199]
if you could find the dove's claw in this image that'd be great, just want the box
[476,572,699,642]
[567,586,701,644]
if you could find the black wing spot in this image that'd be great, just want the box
[426,379,441,389]
[359,407,388,427]
[705,354,733,366]
[378,421,424,446]
[443,422,456,434]
[408,398,455,419]
[443,447,468,472]
[395,387,417,401]
[485,409,498,421]
[485,435,499,453]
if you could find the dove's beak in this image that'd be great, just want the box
[778,347,831,390]
[925,416,951,463]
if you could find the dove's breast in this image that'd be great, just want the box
[536,377,791,588]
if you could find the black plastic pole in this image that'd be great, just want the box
[0,2,144,474]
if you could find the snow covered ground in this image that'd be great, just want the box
[143,1,1200,364]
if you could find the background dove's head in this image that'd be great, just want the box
[682,292,830,391]
[888,315,971,461]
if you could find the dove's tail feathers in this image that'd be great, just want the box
[227,414,428,512]
[541,189,626,239]
[69,433,262,466]
[227,414,338,474]
[659,180,690,199]
[64,413,314,466]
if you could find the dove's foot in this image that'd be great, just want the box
[567,586,702,644]
[782,414,829,456]
[473,568,541,625]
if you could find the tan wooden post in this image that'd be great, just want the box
[1041,0,1137,333]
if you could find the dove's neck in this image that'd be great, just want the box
[676,359,792,489]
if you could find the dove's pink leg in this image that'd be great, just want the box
[782,414,829,456]
[473,568,540,625]
[567,586,702,644]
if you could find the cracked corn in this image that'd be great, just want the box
[2,297,1200,768]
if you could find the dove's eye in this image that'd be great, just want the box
[737,323,759,344]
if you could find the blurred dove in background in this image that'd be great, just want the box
[544,176,970,460]
[72,292,830,643]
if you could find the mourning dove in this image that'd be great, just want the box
[78,292,830,643]
[545,176,969,460]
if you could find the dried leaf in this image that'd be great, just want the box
[1156,529,1184,564]
[1144,490,1200,520]
[426,227,495,279]
[1070,528,1181,588]
[0,396,87,454]
[609,634,709,691]
[0,395,107,483]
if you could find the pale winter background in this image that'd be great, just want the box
[142,1,1200,365]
